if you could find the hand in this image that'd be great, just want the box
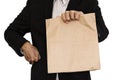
[21,42,41,64]
[61,10,81,23]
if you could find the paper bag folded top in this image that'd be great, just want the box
[46,13,100,73]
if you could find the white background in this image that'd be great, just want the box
[0,0,120,80]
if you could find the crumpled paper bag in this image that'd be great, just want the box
[46,12,100,73]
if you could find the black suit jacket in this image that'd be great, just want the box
[4,0,109,57]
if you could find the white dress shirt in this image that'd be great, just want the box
[52,0,70,18]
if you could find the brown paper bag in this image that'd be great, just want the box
[46,13,100,73]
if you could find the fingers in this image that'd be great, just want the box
[21,42,41,64]
[28,47,41,64]
[61,10,81,23]
[25,50,40,64]
[33,46,41,62]
[74,11,81,20]
[61,12,66,23]
[65,11,70,21]
[70,10,75,20]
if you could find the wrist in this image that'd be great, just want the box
[21,42,31,52]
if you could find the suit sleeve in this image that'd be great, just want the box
[4,0,31,56]
[93,0,109,42]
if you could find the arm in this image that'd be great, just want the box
[4,0,31,56]
[93,0,109,42]
[61,0,109,42]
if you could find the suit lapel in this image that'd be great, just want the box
[45,0,54,18]
[66,0,82,11]
[45,0,82,19]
